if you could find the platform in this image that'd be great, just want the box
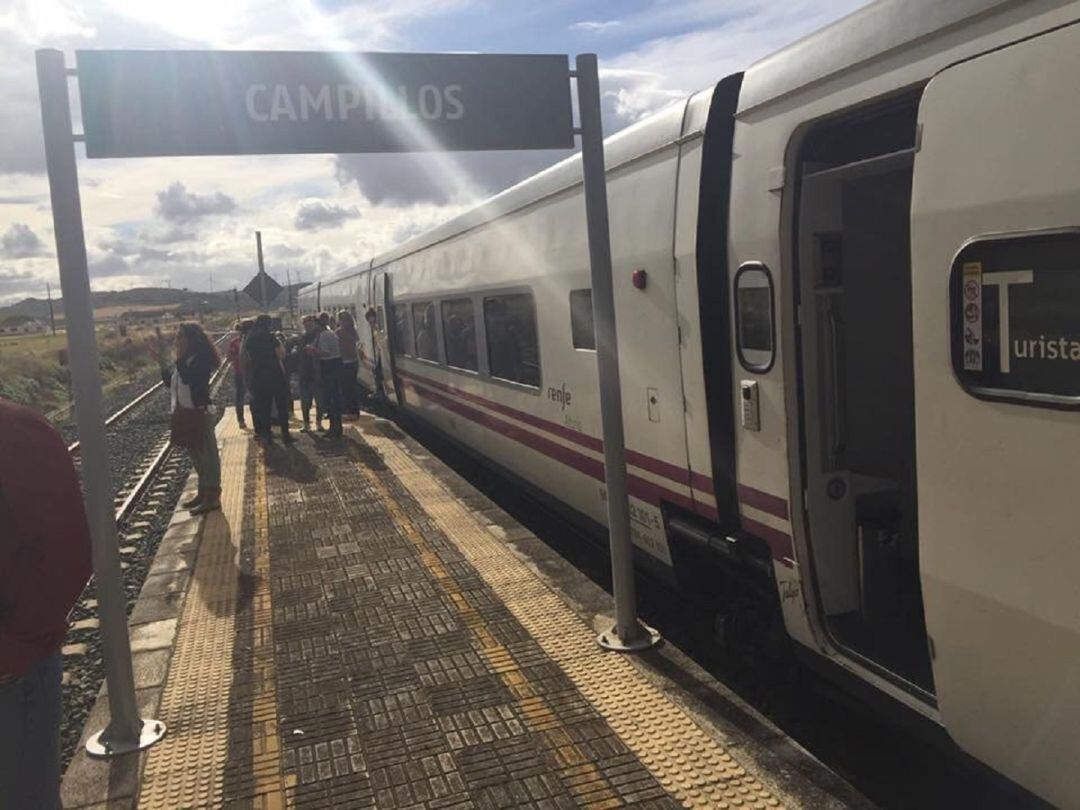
[61,414,867,809]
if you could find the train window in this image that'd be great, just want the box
[483,292,540,387]
[950,229,1080,408]
[569,289,595,350]
[441,298,478,371]
[411,301,439,362]
[376,306,385,332]
[393,304,413,356]
[734,262,775,372]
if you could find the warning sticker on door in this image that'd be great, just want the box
[962,261,983,370]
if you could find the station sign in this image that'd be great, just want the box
[75,50,575,158]
[951,230,1080,406]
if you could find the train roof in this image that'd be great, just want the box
[737,0,1018,114]
[367,86,712,272]
[326,0,1027,284]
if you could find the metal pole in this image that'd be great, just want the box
[286,268,294,328]
[256,230,268,312]
[35,48,166,756]
[47,282,57,335]
[575,54,659,652]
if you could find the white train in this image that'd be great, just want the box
[300,1,1080,804]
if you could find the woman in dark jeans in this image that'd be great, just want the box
[337,310,361,418]
[150,322,222,514]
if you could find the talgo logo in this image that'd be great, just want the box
[547,383,573,410]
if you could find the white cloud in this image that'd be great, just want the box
[294,200,361,231]
[598,0,868,128]
[0,0,873,306]
[570,20,621,33]
[155,182,238,223]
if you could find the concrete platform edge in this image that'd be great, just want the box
[60,458,212,808]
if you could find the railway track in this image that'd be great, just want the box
[58,336,232,768]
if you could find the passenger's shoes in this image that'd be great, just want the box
[190,498,221,515]
[181,491,202,509]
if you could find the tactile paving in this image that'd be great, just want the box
[138,420,251,809]
[134,414,785,809]
[358,420,783,810]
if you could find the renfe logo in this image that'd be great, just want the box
[548,383,573,410]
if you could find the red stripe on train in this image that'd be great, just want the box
[398,369,723,499]
[401,376,715,519]
[737,483,789,520]
[400,370,790,557]
[399,369,603,452]
[740,517,795,568]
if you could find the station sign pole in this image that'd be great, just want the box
[35,48,166,757]
[575,54,660,652]
[40,45,657,658]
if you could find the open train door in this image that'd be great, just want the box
[377,271,405,407]
[911,22,1080,808]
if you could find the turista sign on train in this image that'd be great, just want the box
[951,230,1080,404]
[75,50,575,157]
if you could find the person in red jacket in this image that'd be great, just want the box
[0,398,93,808]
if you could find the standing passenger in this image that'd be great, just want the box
[226,319,252,428]
[313,311,343,437]
[365,307,385,402]
[337,310,360,419]
[242,315,291,442]
[151,323,222,513]
[296,315,322,431]
[0,398,93,809]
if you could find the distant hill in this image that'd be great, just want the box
[0,283,308,323]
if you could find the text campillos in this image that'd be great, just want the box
[245,83,465,123]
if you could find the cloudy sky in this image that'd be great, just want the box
[0,0,868,305]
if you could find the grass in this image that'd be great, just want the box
[0,326,170,416]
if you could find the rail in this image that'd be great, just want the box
[66,333,228,455]
[112,351,232,523]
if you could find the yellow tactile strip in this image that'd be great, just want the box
[356,421,783,809]
[354,453,629,808]
[136,420,291,809]
[249,452,291,808]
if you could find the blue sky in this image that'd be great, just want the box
[0,0,868,304]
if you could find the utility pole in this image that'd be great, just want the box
[286,268,294,328]
[46,282,57,335]
[255,230,268,313]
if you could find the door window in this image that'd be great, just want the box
[950,230,1080,407]
[734,262,775,372]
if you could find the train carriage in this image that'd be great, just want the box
[307,2,1080,804]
